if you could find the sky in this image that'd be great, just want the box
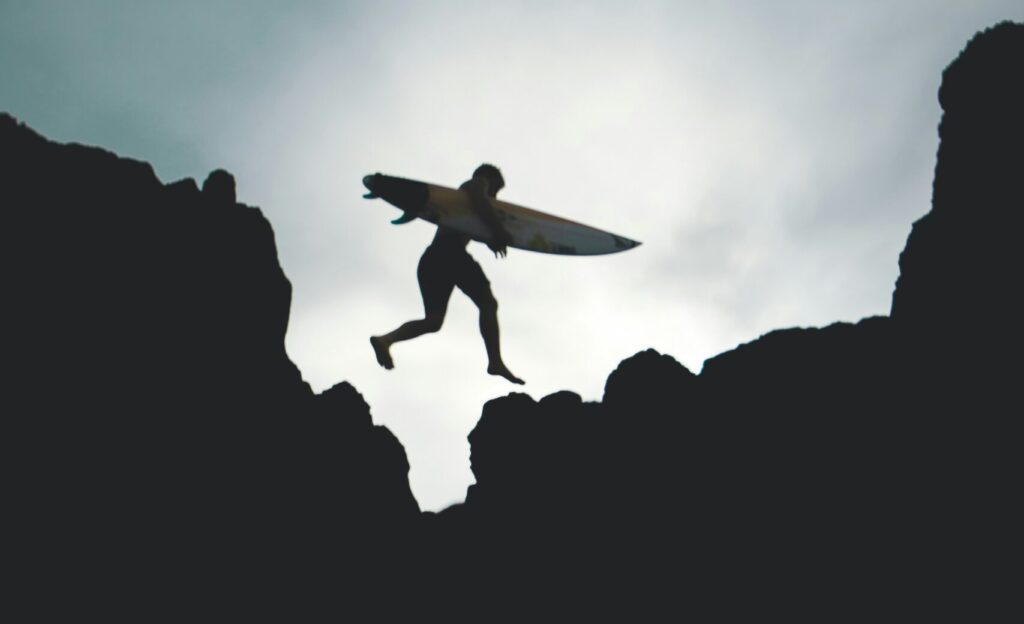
[3,1,1021,511]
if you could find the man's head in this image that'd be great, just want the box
[474,163,505,194]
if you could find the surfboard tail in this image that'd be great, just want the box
[391,211,418,225]
[363,173,430,224]
[362,174,382,199]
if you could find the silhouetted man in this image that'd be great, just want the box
[371,164,524,384]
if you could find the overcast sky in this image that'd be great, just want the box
[3,1,1021,511]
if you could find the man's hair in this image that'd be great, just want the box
[474,163,505,191]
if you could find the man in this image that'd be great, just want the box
[371,164,524,385]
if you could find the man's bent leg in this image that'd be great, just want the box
[371,314,444,369]
[371,248,453,370]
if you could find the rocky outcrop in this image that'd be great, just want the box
[2,114,419,596]
[892,22,1024,369]
[432,21,1024,612]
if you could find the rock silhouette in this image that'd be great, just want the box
[5,19,1022,614]
[429,21,1023,612]
[2,115,419,602]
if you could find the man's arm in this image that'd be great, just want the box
[466,177,512,257]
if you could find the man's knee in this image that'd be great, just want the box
[423,315,444,333]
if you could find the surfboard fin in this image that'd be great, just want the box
[363,192,378,199]
[391,211,418,225]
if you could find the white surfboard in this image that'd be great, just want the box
[362,173,641,256]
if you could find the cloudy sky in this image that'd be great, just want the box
[3,1,1020,511]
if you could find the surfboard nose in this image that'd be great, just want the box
[611,234,641,250]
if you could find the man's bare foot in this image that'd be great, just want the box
[488,362,524,385]
[370,336,394,370]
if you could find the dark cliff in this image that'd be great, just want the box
[2,114,420,601]
[892,21,1024,387]
[429,21,1023,614]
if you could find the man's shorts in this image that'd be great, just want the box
[418,243,494,314]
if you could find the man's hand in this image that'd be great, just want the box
[465,175,512,257]
[488,229,513,258]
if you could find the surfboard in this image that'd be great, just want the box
[362,173,641,256]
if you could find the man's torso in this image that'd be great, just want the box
[429,177,480,250]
